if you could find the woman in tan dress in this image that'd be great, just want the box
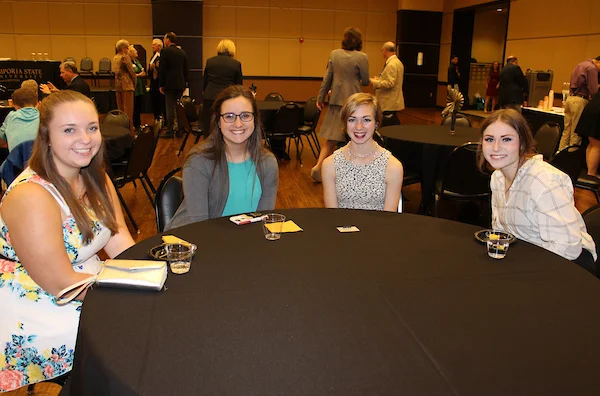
[112,39,137,131]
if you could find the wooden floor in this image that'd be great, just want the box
[5,106,598,395]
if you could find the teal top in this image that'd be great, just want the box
[132,59,145,96]
[222,158,262,217]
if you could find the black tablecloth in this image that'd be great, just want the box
[380,125,481,215]
[68,209,600,396]
[0,60,62,93]
[101,124,133,161]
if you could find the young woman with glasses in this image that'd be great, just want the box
[166,85,279,229]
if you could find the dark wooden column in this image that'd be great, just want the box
[396,10,442,107]
[152,0,203,102]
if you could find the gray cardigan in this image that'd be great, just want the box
[165,150,279,230]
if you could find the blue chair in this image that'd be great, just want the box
[0,140,35,187]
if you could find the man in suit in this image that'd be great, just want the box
[40,61,92,98]
[159,32,189,135]
[371,41,405,126]
[447,55,460,90]
[498,55,529,112]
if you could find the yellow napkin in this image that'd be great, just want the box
[162,235,192,245]
[265,220,303,233]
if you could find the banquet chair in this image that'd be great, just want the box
[264,92,284,102]
[0,140,34,188]
[103,110,130,130]
[582,204,600,258]
[576,174,600,203]
[266,103,304,164]
[79,57,94,79]
[155,168,183,232]
[549,145,584,185]
[176,100,203,156]
[441,115,471,127]
[297,96,321,159]
[434,142,491,217]
[111,125,157,233]
[534,122,561,160]
[63,57,76,63]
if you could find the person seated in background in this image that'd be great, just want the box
[20,79,43,102]
[0,90,134,392]
[0,88,40,151]
[322,93,403,212]
[477,109,597,275]
[40,61,92,98]
[166,85,279,230]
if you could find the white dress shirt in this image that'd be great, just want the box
[491,155,596,261]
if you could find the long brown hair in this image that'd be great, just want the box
[476,109,536,172]
[29,90,118,243]
[187,85,269,179]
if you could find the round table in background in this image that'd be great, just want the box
[101,124,133,161]
[379,125,481,214]
[67,209,600,396]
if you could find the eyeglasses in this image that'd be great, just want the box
[220,112,255,123]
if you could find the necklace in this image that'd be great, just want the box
[75,174,86,201]
[347,142,379,159]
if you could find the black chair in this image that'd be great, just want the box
[96,57,114,88]
[297,96,321,159]
[266,103,304,164]
[535,122,561,160]
[582,204,600,258]
[79,57,94,79]
[103,110,130,129]
[576,174,600,203]
[441,115,471,127]
[264,92,284,102]
[176,100,203,156]
[155,167,183,232]
[549,145,584,185]
[434,142,491,217]
[111,125,157,233]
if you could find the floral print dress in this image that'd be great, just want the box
[0,168,110,392]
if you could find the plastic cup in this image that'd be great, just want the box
[165,243,196,274]
[487,231,510,259]
[263,213,286,241]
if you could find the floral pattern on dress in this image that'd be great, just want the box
[0,328,74,392]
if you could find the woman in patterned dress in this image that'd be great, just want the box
[0,90,134,392]
[321,93,403,211]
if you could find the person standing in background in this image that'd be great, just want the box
[558,56,600,151]
[202,39,243,139]
[485,61,500,113]
[447,55,460,90]
[498,55,528,113]
[311,27,369,182]
[112,39,136,131]
[129,46,146,130]
[370,41,405,126]
[148,38,165,123]
[159,32,189,136]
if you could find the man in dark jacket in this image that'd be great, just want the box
[40,61,92,98]
[447,55,460,90]
[159,32,189,134]
[498,55,529,112]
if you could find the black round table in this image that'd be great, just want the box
[379,125,481,214]
[67,209,600,395]
[101,124,133,161]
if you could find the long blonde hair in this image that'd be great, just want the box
[29,91,118,243]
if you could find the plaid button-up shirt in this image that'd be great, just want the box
[491,155,596,261]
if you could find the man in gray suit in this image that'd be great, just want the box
[371,42,405,126]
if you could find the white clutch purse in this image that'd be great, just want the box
[56,259,167,305]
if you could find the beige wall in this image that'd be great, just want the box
[203,0,397,78]
[506,0,600,92]
[397,0,443,11]
[0,0,153,71]
[471,9,505,63]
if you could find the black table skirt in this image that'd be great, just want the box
[380,125,482,215]
[68,209,600,396]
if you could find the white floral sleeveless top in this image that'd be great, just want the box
[0,168,110,392]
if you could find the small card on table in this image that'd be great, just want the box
[337,226,360,233]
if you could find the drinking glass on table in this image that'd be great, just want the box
[263,213,286,241]
[487,231,510,259]
[165,243,196,274]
